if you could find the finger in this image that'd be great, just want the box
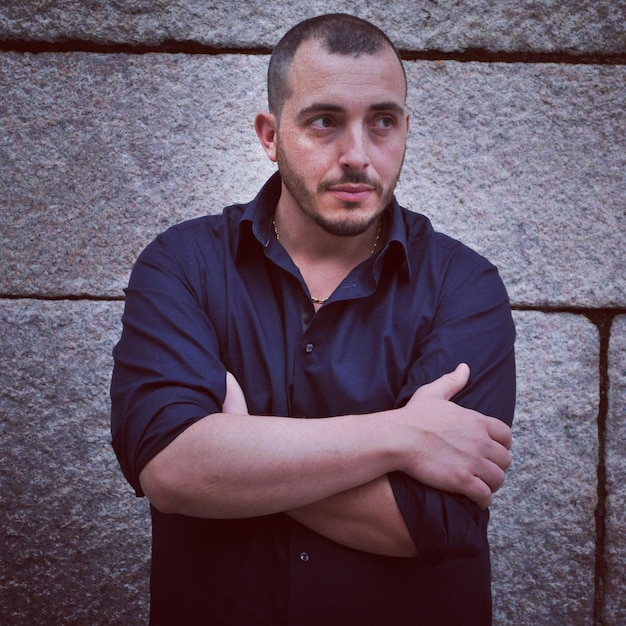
[486,419,513,450]
[488,443,513,473]
[425,363,471,401]
[464,475,493,509]
[480,460,507,494]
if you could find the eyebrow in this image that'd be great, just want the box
[296,101,406,119]
[370,102,406,115]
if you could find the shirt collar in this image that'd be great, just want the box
[381,195,412,282]
[237,172,282,253]
[237,171,411,280]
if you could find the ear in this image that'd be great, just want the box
[254,111,278,162]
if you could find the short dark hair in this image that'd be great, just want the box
[267,13,406,118]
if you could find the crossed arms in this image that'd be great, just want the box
[112,218,515,562]
[139,363,512,558]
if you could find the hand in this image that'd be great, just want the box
[398,363,512,508]
[222,372,249,415]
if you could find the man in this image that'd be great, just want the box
[111,13,515,626]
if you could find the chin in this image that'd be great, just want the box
[314,208,381,237]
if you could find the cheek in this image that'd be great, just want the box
[280,135,321,167]
[289,141,334,176]
[377,143,405,175]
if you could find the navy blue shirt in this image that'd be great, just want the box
[111,172,515,625]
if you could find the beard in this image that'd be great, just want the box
[275,142,402,237]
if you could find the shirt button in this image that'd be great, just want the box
[300,552,310,562]
[305,343,314,353]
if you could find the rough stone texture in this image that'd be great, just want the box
[489,312,599,625]
[0,305,604,625]
[1,54,624,307]
[0,1,624,55]
[0,300,150,625]
[606,315,626,625]
[0,52,274,297]
[0,3,624,624]
[398,61,626,308]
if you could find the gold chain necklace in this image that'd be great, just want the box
[271,216,382,305]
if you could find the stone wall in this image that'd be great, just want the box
[1,2,624,624]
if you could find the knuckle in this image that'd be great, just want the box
[504,451,513,470]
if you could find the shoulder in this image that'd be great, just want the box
[138,204,244,261]
[161,204,245,244]
[128,205,247,296]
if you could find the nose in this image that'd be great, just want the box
[338,124,370,170]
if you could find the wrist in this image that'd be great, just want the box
[361,407,412,475]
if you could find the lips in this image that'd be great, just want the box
[328,184,375,203]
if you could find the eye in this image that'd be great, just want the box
[373,115,396,129]
[310,116,335,129]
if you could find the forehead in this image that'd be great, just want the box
[284,39,406,111]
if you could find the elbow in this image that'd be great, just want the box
[139,460,181,515]
[138,449,232,518]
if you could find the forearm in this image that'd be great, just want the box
[139,409,400,519]
[287,476,417,557]
[140,364,511,550]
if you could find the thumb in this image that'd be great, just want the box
[223,371,249,414]
[428,363,470,401]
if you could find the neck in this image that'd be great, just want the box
[273,212,382,263]
[272,188,385,264]
[272,209,385,308]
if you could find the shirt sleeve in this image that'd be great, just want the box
[110,228,226,496]
[389,251,516,564]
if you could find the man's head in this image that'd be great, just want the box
[268,13,407,120]
[255,14,409,238]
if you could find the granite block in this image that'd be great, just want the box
[0,52,273,296]
[490,311,599,625]
[0,300,150,625]
[1,53,624,308]
[398,61,626,308]
[606,315,626,624]
[0,303,607,624]
[0,1,624,55]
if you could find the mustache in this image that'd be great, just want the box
[320,170,382,190]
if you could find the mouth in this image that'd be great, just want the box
[327,183,376,203]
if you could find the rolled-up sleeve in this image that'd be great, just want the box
[110,229,226,496]
[389,253,516,563]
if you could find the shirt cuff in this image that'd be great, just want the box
[388,471,487,564]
